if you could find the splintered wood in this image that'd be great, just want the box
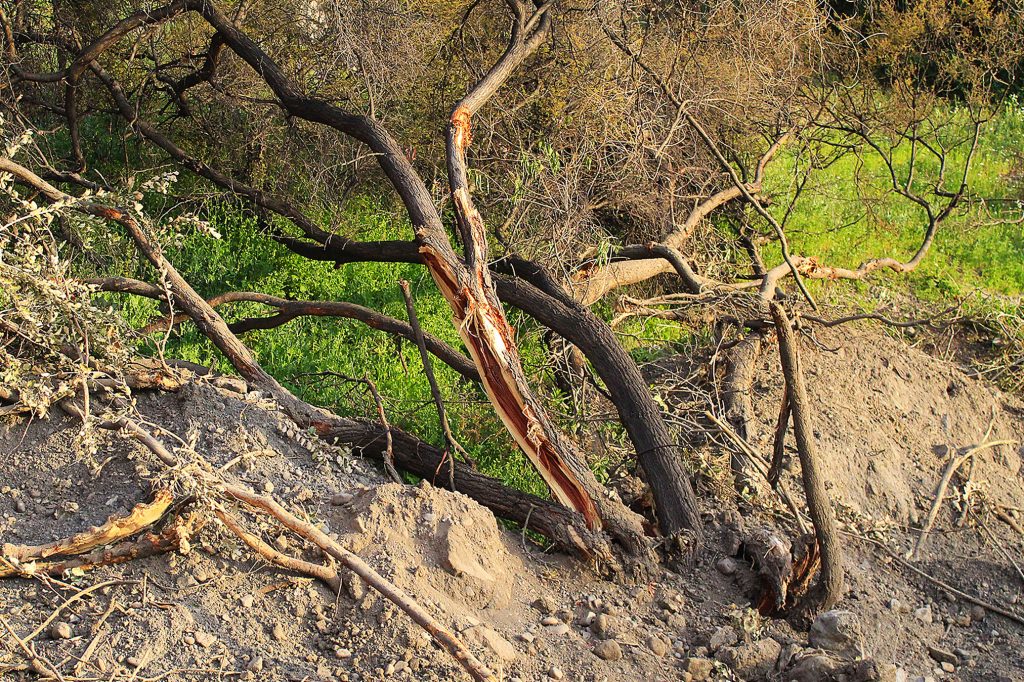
[2,489,173,565]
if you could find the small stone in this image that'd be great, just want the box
[544,623,571,636]
[715,557,738,576]
[593,639,623,661]
[49,622,73,640]
[335,649,352,659]
[14,499,26,513]
[248,657,264,672]
[272,623,286,641]
[195,632,216,649]
[330,493,353,506]
[969,606,986,622]
[541,616,560,626]
[240,595,255,609]
[913,606,933,624]
[927,646,957,665]
[518,632,535,644]
[809,610,862,659]
[940,662,955,673]
[580,610,597,627]
[547,666,564,680]
[273,535,289,552]
[591,614,613,639]
[684,657,715,681]
[532,596,556,614]
[261,480,274,493]
[709,625,738,651]
[646,635,669,657]
[126,656,142,668]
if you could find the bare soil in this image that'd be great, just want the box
[1,324,1022,681]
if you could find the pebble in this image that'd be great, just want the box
[335,649,352,659]
[591,614,612,639]
[195,631,216,649]
[14,499,26,513]
[240,595,255,609]
[532,596,556,614]
[646,635,670,657]
[248,657,264,672]
[544,623,571,636]
[541,616,560,626]
[927,646,958,665]
[272,623,286,641]
[593,639,623,661]
[709,626,738,651]
[547,666,564,680]
[941,662,955,673]
[913,606,933,624]
[126,656,142,668]
[970,606,986,622]
[715,557,738,576]
[518,632,535,644]
[261,480,274,493]
[331,493,353,506]
[49,622,73,640]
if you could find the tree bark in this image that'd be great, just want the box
[769,302,844,610]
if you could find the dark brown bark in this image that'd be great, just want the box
[769,301,844,611]
[88,278,479,382]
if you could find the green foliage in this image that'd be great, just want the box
[763,101,1024,299]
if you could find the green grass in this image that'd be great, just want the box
[762,101,1024,300]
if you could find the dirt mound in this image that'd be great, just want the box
[747,325,1023,527]
[2,327,1023,681]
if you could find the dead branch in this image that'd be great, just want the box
[215,509,342,593]
[88,277,479,383]
[769,302,844,611]
[401,279,464,490]
[222,485,497,682]
[1,490,173,564]
[910,436,1017,559]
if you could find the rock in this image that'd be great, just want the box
[541,616,560,626]
[926,646,957,665]
[248,657,264,673]
[126,656,142,668]
[709,625,738,651]
[518,632,535,644]
[809,610,862,659]
[787,652,844,682]
[532,596,556,614]
[913,606,933,624]
[272,623,286,641]
[240,595,255,609]
[547,666,564,680]
[49,622,73,640]
[273,534,289,552]
[940,662,955,673]
[851,659,907,682]
[330,492,353,506]
[593,639,623,661]
[969,605,986,622]
[465,626,518,662]
[715,638,782,679]
[591,614,613,640]
[646,634,669,657]
[580,611,597,627]
[13,499,26,513]
[194,631,216,649]
[261,480,274,493]
[683,657,715,681]
[715,557,738,576]
[335,649,352,659]
[544,623,571,636]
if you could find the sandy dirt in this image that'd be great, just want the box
[1,324,1022,681]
